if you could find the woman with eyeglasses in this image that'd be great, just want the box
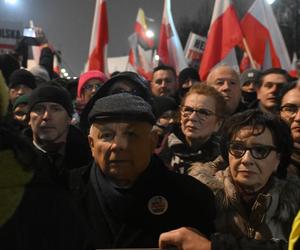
[215,109,299,246]
[159,109,300,250]
[278,81,300,177]
[164,83,226,177]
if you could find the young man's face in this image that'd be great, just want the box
[257,73,287,112]
[150,70,177,97]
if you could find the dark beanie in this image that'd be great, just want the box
[240,68,261,86]
[9,69,36,89]
[88,93,155,125]
[12,94,30,110]
[28,85,73,117]
[178,67,200,85]
[153,96,178,119]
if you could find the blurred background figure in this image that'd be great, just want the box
[152,95,178,156]
[240,68,261,107]
[76,70,108,121]
[8,69,36,106]
[177,67,200,100]
[12,94,30,130]
[0,53,20,86]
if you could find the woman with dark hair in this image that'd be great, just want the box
[278,80,300,177]
[159,109,300,250]
[215,110,298,241]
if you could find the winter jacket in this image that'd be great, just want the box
[69,155,216,248]
[164,125,222,174]
[0,123,91,250]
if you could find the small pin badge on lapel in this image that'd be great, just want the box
[148,195,168,215]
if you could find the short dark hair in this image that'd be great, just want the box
[152,65,176,79]
[220,109,292,179]
[276,81,298,110]
[258,68,289,88]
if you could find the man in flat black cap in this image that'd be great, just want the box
[70,92,216,248]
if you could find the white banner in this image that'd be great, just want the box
[0,21,23,49]
[184,32,206,69]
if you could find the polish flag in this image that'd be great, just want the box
[158,0,187,75]
[127,33,153,80]
[85,0,109,75]
[135,8,154,50]
[199,0,243,80]
[240,0,291,71]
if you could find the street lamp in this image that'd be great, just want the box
[146,29,154,38]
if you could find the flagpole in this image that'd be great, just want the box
[242,38,256,69]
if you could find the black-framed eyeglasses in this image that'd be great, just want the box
[228,141,277,160]
[280,104,300,116]
[83,83,102,91]
[180,105,216,119]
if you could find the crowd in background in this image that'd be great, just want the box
[0,49,300,250]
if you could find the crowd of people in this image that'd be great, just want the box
[0,51,300,250]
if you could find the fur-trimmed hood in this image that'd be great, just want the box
[214,168,300,241]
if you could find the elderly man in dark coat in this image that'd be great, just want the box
[70,92,216,248]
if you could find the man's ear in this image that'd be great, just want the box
[150,129,159,152]
[88,135,95,157]
[214,118,223,133]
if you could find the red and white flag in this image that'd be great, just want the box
[158,0,187,75]
[127,8,154,80]
[134,8,154,50]
[199,0,243,80]
[85,0,109,75]
[127,33,153,80]
[240,0,291,71]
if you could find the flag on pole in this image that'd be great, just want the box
[240,0,291,71]
[199,0,243,80]
[85,0,108,74]
[158,0,187,75]
[127,33,153,80]
[134,8,154,50]
[127,8,154,79]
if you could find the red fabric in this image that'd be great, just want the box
[199,2,243,80]
[241,13,280,69]
[157,0,187,74]
[87,0,108,73]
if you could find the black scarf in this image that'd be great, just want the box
[89,158,165,246]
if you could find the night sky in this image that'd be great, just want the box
[0,0,210,75]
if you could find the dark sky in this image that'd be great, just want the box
[0,0,209,75]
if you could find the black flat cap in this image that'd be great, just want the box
[88,93,156,125]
